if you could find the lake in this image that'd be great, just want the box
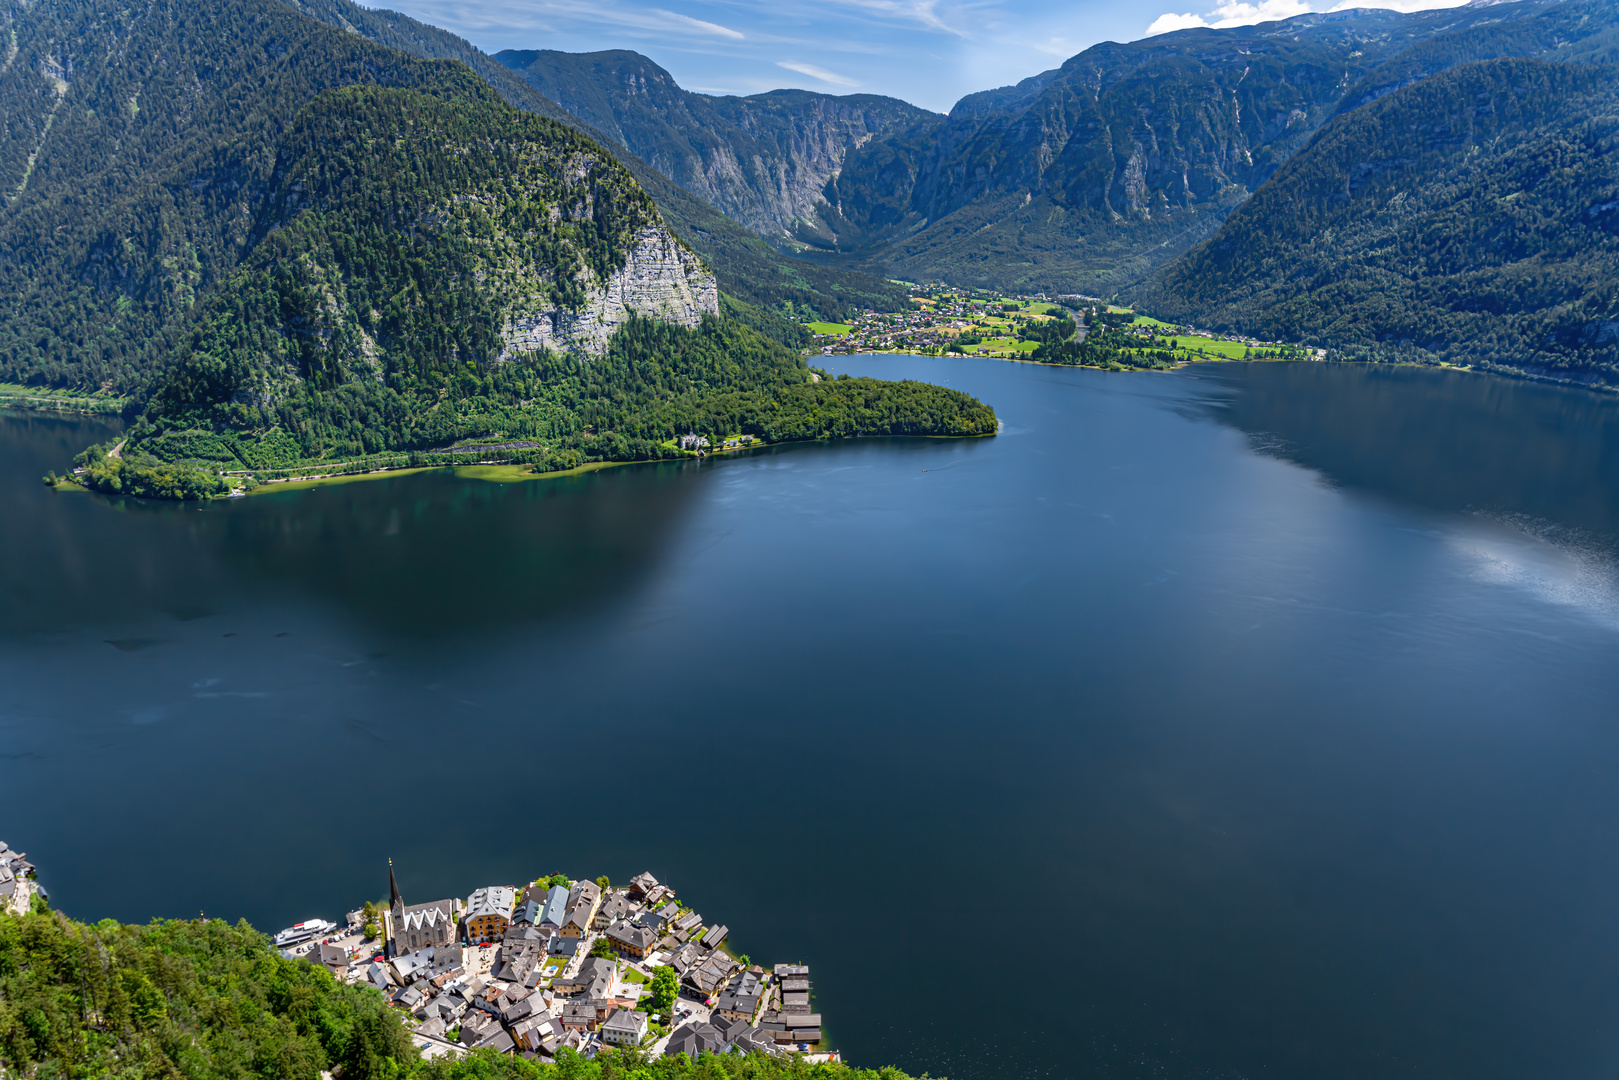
[4,355,1619,1079]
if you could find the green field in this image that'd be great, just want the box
[1130,315,1177,329]
[806,321,852,336]
[621,966,649,983]
[1169,334,1251,359]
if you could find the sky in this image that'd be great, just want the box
[381,0,1473,113]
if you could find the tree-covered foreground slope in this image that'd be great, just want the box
[72,83,993,499]
[1134,58,1619,380]
[0,900,930,1080]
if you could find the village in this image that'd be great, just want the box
[806,285,1321,362]
[277,866,833,1066]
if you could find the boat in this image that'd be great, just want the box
[274,918,337,947]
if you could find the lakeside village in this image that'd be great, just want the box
[269,865,833,1065]
[805,285,1325,365]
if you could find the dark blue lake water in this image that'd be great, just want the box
[4,355,1619,1079]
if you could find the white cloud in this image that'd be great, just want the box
[652,9,746,38]
[775,60,861,86]
[1146,11,1211,33]
[1146,0,1463,36]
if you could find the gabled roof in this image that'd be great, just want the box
[398,900,457,932]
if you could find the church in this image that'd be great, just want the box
[386,859,462,955]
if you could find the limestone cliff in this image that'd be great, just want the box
[500,227,718,359]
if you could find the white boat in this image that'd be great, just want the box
[274,918,337,947]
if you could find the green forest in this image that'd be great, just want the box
[0,899,929,1080]
[53,82,994,499]
[1135,58,1619,379]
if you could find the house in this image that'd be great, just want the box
[566,880,602,925]
[388,862,462,955]
[465,885,517,943]
[559,905,592,939]
[471,1028,515,1055]
[553,957,613,999]
[682,951,739,1000]
[309,941,348,977]
[666,941,704,975]
[700,924,728,949]
[713,971,762,1022]
[662,1021,727,1060]
[560,1001,599,1032]
[601,1008,649,1046]
[538,885,570,932]
[673,911,703,933]
[605,919,659,960]
[548,935,582,958]
[593,893,632,930]
[627,871,660,899]
[512,1014,563,1053]
[391,947,438,984]
[512,898,543,927]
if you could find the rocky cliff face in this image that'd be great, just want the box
[501,227,718,358]
[494,50,938,242]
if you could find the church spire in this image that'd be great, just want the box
[389,857,402,910]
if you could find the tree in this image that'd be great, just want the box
[595,875,611,891]
[650,965,679,1015]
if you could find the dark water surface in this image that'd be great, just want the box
[5,357,1619,1079]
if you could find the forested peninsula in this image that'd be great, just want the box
[0,0,992,502]
[0,897,920,1079]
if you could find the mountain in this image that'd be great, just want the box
[0,0,510,397]
[283,0,913,322]
[87,81,991,500]
[494,49,938,244]
[809,0,1611,293]
[0,0,990,496]
[1131,57,1619,379]
[484,2,1610,298]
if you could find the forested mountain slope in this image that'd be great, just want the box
[495,49,937,244]
[1132,58,1619,380]
[0,0,504,397]
[74,81,993,498]
[286,0,912,321]
[804,0,1608,294]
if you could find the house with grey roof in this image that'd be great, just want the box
[605,919,659,960]
[593,892,633,929]
[602,1008,649,1046]
[714,971,763,1022]
[682,951,740,1000]
[538,885,570,932]
[464,885,517,943]
[701,923,729,949]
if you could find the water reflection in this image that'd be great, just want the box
[0,412,704,637]
[1194,362,1619,541]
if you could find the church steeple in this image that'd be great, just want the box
[389,857,402,911]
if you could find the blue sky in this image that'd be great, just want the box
[381,0,1469,113]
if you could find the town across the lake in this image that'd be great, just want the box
[807,286,1324,366]
[277,866,833,1065]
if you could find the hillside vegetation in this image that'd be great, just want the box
[285,0,913,323]
[0,900,929,1080]
[70,85,994,498]
[1134,59,1619,379]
